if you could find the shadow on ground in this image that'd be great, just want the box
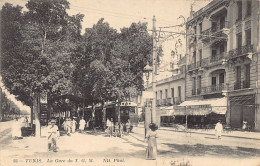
[160,143,260,158]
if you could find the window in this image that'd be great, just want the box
[171,88,174,98]
[199,23,202,35]
[220,16,226,29]
[193,26,197,41]
[246,29,251,46]
[220,43,225,55]
[165,89,168,99]
[193,51,196,64]
[235,66,241,89]
[197,76,201,95]
[178,86,181,98]
[246,0,252,16]
[244,64,250,88]
[211,50,217,62]
[198,49,202,67]
[237,33,242,49]
[192,77,196,95]
[237,1,242,21]
[212,21,217,32]
[219,73,225,84]
[160,90,162,99]
[156,91,157,100]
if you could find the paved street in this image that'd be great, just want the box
[1,120,260,166]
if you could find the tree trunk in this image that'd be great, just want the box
[33,93,41,137]
[0,87,2,121]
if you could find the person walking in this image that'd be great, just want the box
[79,117,86,133]
[71,118,77,133]
[126,119,131,134]
[145,123,158,160]
[47,119,59,152]
[215,120,223,139]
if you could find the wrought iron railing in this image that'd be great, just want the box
[228,44,253,59]
[201,84,226,94]
[174,97,182,104]
[234,80,250,90]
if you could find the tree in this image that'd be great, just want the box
[1,0,84,136]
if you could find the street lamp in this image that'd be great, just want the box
[143,62,152,89]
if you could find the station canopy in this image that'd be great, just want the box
[173,97,227,116]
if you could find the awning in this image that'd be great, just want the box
[160,106,174,116]
[174,97,227,115]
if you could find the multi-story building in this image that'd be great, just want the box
[181,0,260,131]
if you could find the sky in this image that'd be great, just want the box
[0,0,211,112]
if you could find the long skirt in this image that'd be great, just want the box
[146,137,157,160]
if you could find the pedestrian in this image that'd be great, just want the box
[106,118,112,137]
[126,119,131,134]
[114,122,120,137]
[79,117,86,133]
[71,117,77,133]
[215,120,223,139]
[145,123,158,160]
[47,119,59,152]
[12,117,22,140]
[24,116,29,128]
[65,118,72,136]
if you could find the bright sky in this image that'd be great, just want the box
[0,0,211,111]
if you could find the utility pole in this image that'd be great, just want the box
[152,16,157,124]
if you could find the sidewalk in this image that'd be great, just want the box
[138,122,260,140]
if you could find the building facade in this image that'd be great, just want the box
[185,0,260,131]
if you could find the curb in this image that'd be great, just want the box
[136,125,260,141]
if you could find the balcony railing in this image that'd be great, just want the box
[188,63,197,71]
[228,44,253,59]
[201,84,226,95]
[210,53,227,64]
[201,22,229,42]
[174,97,182,104]
[187,53,227,71]
[234,80,250,90]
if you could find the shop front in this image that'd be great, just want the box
[173,97,227,129]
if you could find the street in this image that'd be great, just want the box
[0,120,260,166]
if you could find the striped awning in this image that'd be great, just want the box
[173,97,227,115]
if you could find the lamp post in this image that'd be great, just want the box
[143,62,152,138]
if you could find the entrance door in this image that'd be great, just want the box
[230,105,243,128]
[212,77,217,92]
[242,105,255,130]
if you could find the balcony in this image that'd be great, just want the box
[187,62,197,71]
[174,97,182,105]
[201,22,229,43]
[188,53,227,72]
[201,84,227,95]
[233,80,250,90]
[228,45,253,60]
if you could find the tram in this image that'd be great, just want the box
[104,101,139,126]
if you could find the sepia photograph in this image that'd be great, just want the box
[0,0,260,165]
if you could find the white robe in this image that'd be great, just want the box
[79,119,86,130]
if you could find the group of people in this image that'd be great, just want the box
[61,117,90,135]
[105,118,132,137]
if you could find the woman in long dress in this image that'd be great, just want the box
[79,117,86,132]
[145,123,158,160]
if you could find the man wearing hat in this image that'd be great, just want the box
[47,119,59,152]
